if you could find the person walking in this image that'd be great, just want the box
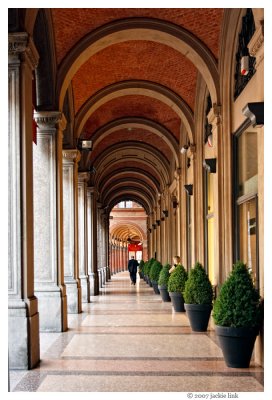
[128,256,139,285]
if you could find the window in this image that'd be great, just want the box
[233,126,259,288]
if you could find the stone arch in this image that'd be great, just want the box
[98,167,161,194]
[57,18,220,109]
[93,143,171,189]
[99,170,159,197]
[100,177,157,201]
[110,223,146,242]
[89,117,180,167]
[75,80,194,143]
[106,190,153,215]
[102,182,156,209]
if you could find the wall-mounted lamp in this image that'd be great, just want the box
[152,224,157,230]
[77,139,93,151]
[203,158,216,173]
[156,220,160,226]
[180,145,188,154]
[162,210,168,217]
[184,184,193,196]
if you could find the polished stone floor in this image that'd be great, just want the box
[10,272,264,392]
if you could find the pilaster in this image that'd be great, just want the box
[62,150,82,313]
[87,187,99,295]
[78,172,91,302]
[33,111,68,332]
[207,104,223,285]
[8,32,40,369]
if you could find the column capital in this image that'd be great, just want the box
[62,149,81,163]
[208,104,221,129]
[248,22,264,68]
[34,111,67,131]
[9,32,39,69]
[78,172,90,183]
[87,186,99,198]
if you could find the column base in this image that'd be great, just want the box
[8,298,40,369]
[65,280,82,314]
[106,266,111,281]
[102,267,107,285]
[98,269,103,288]
[89,272,99,296]
[34,288,67,332]
[80,276,90,303]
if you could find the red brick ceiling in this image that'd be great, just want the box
[50,8,224,197]
[51,8,224,64]
[89,128,172,164]
[83,95,181,141]
[72,40,197,112]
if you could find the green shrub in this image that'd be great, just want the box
[149,260,163,282]
[138,260,145,273]
[168,264,188,295]
[158,264,171,286]
[143,258,155,277]
[212,261,261,328]
[183,262,213,305]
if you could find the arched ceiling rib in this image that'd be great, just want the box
[84,117,179,167]
[110,223,146,242]
[75,80,194,143]
[57,18,220,108]
[52,8,223,63]
[49,9,224,215]
[101,179,157,205]
[98,168,161,194]
[71,40,197,112]
[107,190,153,215]
[87,128,172,169]
[93,143,171,189]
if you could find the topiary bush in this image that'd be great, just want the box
[168,264,188,295]
[158,264,171,286]
[143,258,155,278]
[212,261,261,328]
[138,260,145,273]
[183,262,213,305]
[149,260,163,282]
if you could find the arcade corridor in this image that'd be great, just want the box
[10,272,263,392]
[8,8,265,394]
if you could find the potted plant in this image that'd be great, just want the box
[158,264,171,302]
[168,264,188,312]
[138,260,145,279]
[149,260,163,294]
[144,258,155,286]
[212,261,262,368]
[183,262,213,331]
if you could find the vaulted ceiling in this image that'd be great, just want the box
[50,8,224,214]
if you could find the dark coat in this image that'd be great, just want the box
[128,259,138,273]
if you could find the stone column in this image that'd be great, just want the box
[62,150,82,313]
[113,244,117,274]
[8,32,40,369]
[78,172,90,303]
[33,111,68,332]
[87,187,99,295]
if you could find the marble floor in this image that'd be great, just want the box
[10,272,264,393]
